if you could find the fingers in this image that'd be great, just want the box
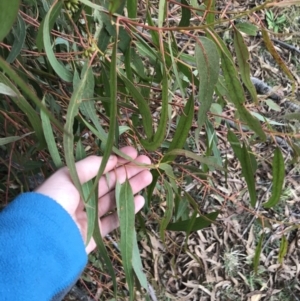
[73,146,139,184]
[98,155,151,197]
[116,146,138,165]
[73,155,118,184]
[98,169,153,217]
[85,195,145,254]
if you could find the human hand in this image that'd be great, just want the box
[35,146,152,254]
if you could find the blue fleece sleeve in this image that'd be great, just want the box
[0,192,87,301]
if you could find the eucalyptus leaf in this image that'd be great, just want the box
[0,0,20,42]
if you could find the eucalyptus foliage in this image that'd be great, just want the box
[0,0,297,298]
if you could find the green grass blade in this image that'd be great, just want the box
[233,27,258,104]
[0,0,20,41]
[116,180,135,301]
[41,96,63,169]
[43,1,73,82]
[263,148,285,208]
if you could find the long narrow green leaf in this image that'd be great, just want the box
[164,149,224,170]
[220,51,246,105]
[41,96,63,168]
[0,73,46,148]
[233,27,257,104]
[167,211,219,231]
[141,69,169,150]
[6,14,26,63]
[90,37,119,295]
[179,0,191,27]
[63,65,91,199]
[43,1,73,82]
[278,235,288,264]
[127,0,137,18]
[120,74,153,139]
[78,61,108,146]
[93,220,117,295]
[253,233,264,274]
[158,0,167,28]
[263,148,285,208]
[75,141,96,245]
[0,0,20,41]
[162,95,194,162]
[220,53,266,140]
[75,63,118,293]
[132,230,149,293]
[160,180,174,241]
[204,0,215,27]
[0,57,63,133]
[79,0,106,11]
[75,64,98,245]
[239,106,266,141]
[116,180,135,301]
[261,28,294,88]
[108,0,122,14]
[124,48,134,82]
[168,35,185,99]
[36,0,62,51]
[0,132,33,146]
[235,22,258,36]
[227,129,242,160]
[208,31,266,140]
[195,37,220,130]
[80,116,137,162]
[87,36,119,200]
[240,143,257,207]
